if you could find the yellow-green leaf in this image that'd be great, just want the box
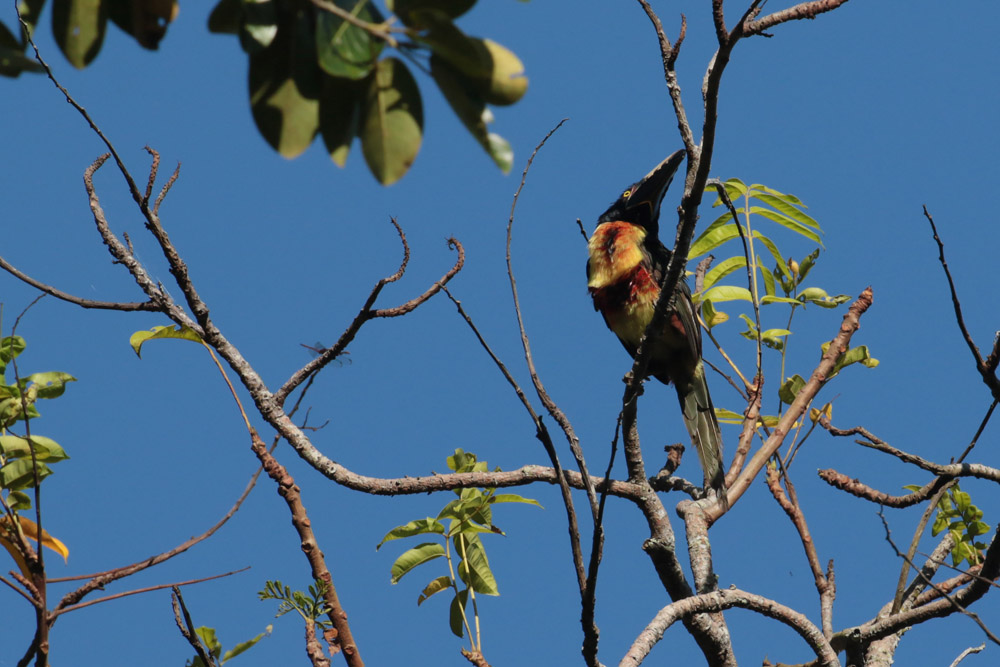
[129,325,204,358]
[52,0,107,69]
[360,57,423,185]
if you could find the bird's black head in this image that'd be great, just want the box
[597,149,685,234]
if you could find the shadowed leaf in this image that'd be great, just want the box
[315,0,384,80]
[52,0,107,69]
[249,11,321,158]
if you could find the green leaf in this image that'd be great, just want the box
[446,448,474,472]
[455,533,498,595]
[129,325,204,358]
[750,206,823,246]
[758,263,775,297]
[195,626,223,659]
[390,542,445,584]
[249,11,321,158]
[430,55,512,172]
[360,57,423,185]
[417,575,452,605]
[0,21,44,77]
[0,435,70,462]
[449,589,468,638]
[779,375,806,405]
[710,178,747,206]
[0,336,26,373]
[320,75,366,166]
[315,0,384,80]
[377,518,446,549]
[699,285,752,303]
[700,298,728,329]
[107,0,176,49]
[797,248,820,281]
[7,490,31,511]
[690,220,739,258]
[52,0,107,69]
[751,231,791,281]
[1,458,53,490]
[221,627,272,661]
[703,256,746,290]
[489,493,541,507]
[798,287,851,309]
[760,295,802,306]
[714,407,744,424]
[752,183,805,206]
[825,343,879,378]
[22,372,77,399]
[755,192,820,230]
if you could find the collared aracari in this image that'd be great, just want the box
[586,150,727,506]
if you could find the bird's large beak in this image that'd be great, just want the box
[626,149,686,220]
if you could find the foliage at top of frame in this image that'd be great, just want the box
[3,0,530,186]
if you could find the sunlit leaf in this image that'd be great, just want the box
[690,220,739,257]
[1,515,69,561]
[778,374,806,404]
[360,57,423,185]
[130,325,204,358]
[455,533,498,595]
[752,183,805,206]
[221,627,272,661]
[390,542,444,584]
[699,285,752,303]
[0,458,53,490]
[756,193,820,231]
[700,298,728,329]
[0,435,70,461]
[703,255,746,290]
[377,518,446,549]
[751,231,791,281]
[430,54,511,171]
[750,207,823,245]
[417,575,452,605]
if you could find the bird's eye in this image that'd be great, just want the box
[623,189,632,198]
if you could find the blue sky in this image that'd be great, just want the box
[2,1,999,665]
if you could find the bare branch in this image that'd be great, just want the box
[276,229,463,405]
[924,206,1000,401]
[59,568,248,616]
[949,644,986,667]
[0,255,160,311]
[712,287,874,521]
[621,588,838,667]
[745,0,853,36]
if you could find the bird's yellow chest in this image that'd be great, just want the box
[587,222,660,348]
[587,222,648,290]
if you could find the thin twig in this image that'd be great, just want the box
[172,586,219,667]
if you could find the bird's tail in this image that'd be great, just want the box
[676,363,728,509]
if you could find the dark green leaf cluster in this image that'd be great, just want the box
[906,483,991,568]
[0,335,74,503]
[4,1,527,185]
[184,622,272,667]
[209,0,526,183]
[377,448,539,639]
[1,0,178,78]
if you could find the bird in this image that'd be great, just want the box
[586,150,727,507]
